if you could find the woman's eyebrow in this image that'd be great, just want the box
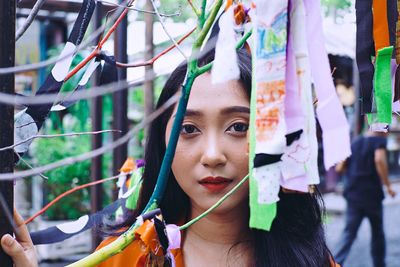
[184,109,203,117]
[220,106,250,115]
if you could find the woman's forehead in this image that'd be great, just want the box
[187,74,249,109]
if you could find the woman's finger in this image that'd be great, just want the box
[1,234,35,267]
[13,208,34,246]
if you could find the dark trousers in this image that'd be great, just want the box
[334,202,386,267]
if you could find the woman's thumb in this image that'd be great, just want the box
[1,234,29,266]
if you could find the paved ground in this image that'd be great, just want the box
[325,183,400,267]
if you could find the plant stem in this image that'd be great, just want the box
[199,0,207,28]
[196,29,253,75]
[179,174,249,230]
[194,0,223,49]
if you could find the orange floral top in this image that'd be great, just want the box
[95,221,339,267]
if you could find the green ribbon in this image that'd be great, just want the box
[248,51,277,231]
[368,46,393,125]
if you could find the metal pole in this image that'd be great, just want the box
[90,2,103,249]
[0,1,15,266]
[112,2,128,197]
[144,0,154,126]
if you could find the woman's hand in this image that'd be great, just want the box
[0,209,38,267]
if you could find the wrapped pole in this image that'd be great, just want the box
[0,0,15,266]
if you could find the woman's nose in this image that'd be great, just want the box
[200,134,227,168]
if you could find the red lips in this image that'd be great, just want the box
[199,176,233,193]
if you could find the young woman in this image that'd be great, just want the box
[1,49,335,267]
[99,48,334,267]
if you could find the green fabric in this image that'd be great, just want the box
[125,167,144,210]
[249,49,277,231]
[373,46,393,124]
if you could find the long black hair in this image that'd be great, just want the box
[105,48,332,267]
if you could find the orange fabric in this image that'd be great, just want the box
[396,0,400,64]
[120,157,135,173]
[95,222,183,267]
[95,221,337,267]
[373,0,390,52]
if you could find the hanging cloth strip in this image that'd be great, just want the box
[280,0,307,191]
[51,59,101,111]
[13,0,96,156]
[393,0,400,102]
[368,0,394,130]
[30,160,144,245]
[280,0,319,192]
[355,0,375,114]
[211,6,240,84]
[292,0,319,186]
[249,0,289,231]
[303,0,351,170]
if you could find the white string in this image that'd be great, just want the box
[0,94,179,181]
[16,0,46,41]
[149,0,188,60]
[0,0,130,74]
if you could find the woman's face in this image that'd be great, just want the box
[165,73,250,215]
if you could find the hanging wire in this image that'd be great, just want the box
[64,0,136,81]
[0,0,131,75]
[96,0,181,17]
[15,153,49,180]
[149,0,188,60]
[15,0,46,41]
[0,93,179,181]
[0,129,120,152]
[24,174,122,224]
[116,26,196,68]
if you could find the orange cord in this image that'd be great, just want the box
[24,175,120,225]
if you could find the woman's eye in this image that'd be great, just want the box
[181,124,199,134]
[227,122,249,133]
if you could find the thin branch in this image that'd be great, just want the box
[149,0,188,59]
[96,0,181,17]
[15,153,49,180]
[196,29,253,75]
[0,130,121,152]
[187,0,201,17]
[0,38,221,106]
[65,0,136,81]
[15,0,46,41]
[116,27,196,68]
[199,0,207,28]
[0,94,179,181]
[0,0,133,75]
[0,62,173,105]
[179,174,249,230]
[194,0,223,49]
[25,174,122,224]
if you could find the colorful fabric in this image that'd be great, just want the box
[290,0,319,186]
[368,46,394,130]
[211,6,240,84]
[280,0,309,192]
[303,0,351,170]
[96,220,182,267]
[14,0,96,156]
[249,0,289,231]
[355,0,375,114]
[396,0,400,65]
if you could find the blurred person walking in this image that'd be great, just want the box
[334,130,396,267]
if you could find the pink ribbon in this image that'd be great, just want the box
[303,0,351,169]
